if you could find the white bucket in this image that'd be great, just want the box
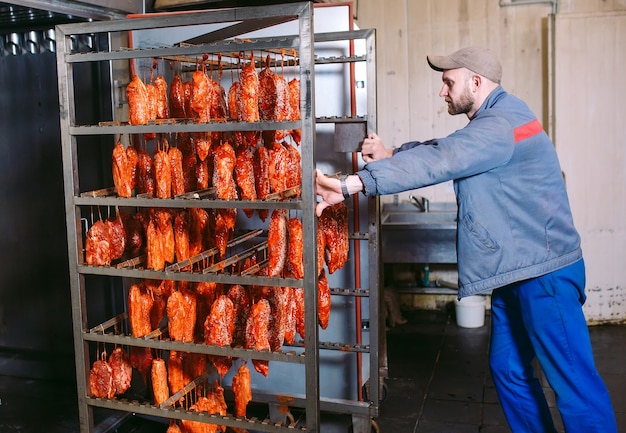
[454,295,486,328]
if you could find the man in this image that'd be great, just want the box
[315,47,617,432]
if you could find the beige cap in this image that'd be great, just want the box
[427,46,502,84]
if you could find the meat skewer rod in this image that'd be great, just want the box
[165,228,263,272]
[203,241,268,274]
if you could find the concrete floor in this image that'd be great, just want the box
[0,309,624,433]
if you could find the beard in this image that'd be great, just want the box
[446,85,474,115]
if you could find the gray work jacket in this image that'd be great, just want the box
[356,86,582,297]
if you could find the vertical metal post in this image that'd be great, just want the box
[297,2,320,432]
[56,24,94,433]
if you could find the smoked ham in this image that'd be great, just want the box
[288,77,301,144]
[320,203,349,274]
[136,149,155,196]
[246,299,271,377]
[173,210,190,265]
[108,347,132,396]
[112,141,133,198]
[286,217,304,279]
[204,295,235,377]
[227,284,250,348]
[146,217,165,271]
[234,142,257,218]
[89,358,115,399]
[318,269,331,329]
[268,141,288,194]
[154,75,169,119]
[239,59,259,122]
[166,286,197,343]
[85,220,110,266]
[105,215,125,262]
[154,147,172,199]
[127,74,149,125]
[128,283,154,337]
[169,75,186,118]
[151,358,169,406]
[190,69,211,123]
[212,140,237,200]
[232,363,252,418]
[267,209,287,277]
[169,146,185,197]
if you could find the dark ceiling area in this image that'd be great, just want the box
[0,2,85,34]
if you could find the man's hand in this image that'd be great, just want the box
[315,169,345,216]
[361,132,393,163]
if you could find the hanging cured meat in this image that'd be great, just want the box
[151,358,169,406]
[228,81,240,120]
[167,350,185,397]
[166,285,197,343]
[267,209,287,277]
[212,140,237,200]
[154,75,169,119]
[234,143,257,218]
[136,149,155,196]
[268,141,288,194]
[128,283,154,337]
[284,142,302,196]
[105,214,125,262]
[85,220,110,266]
[318,269,331,329]
[286,217,303,279]
[246,298,271,377]
[89,357,115,399]
[283,287,297,345]
[238,57,259,122]
[127,74,149,125]
[112,141,133,198]
[154,145,172,199]
[146,217,165,271]
[190,69,211,123]
[227,284,250,348]
[267,287,288,351]
[108,347,132,396]
[294,287,305,339]
[232,363,252,418]
[168,146,185,197]
[319,203,349,274]
[154,209,175,265]
[258,57,277,121]
[188,208,208,257]
[173,210,190,265]
[204,295,235,377]
[120,212,144,257]
[288,77,301,144]
[169,75,186,118]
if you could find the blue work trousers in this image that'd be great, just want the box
[489,259,617,433]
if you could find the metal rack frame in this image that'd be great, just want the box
[56,3,380,432]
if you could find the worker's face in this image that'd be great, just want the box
[439,68,474,116]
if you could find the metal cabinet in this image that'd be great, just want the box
[56,3,381,432]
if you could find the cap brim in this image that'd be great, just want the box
[427,55,461,72]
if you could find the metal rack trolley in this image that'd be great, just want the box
[56,2,381,432]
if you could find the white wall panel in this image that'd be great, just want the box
[554,11,626,323]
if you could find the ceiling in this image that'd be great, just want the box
[0,0,331,34]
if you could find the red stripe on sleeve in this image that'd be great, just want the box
[514,118,543,143]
